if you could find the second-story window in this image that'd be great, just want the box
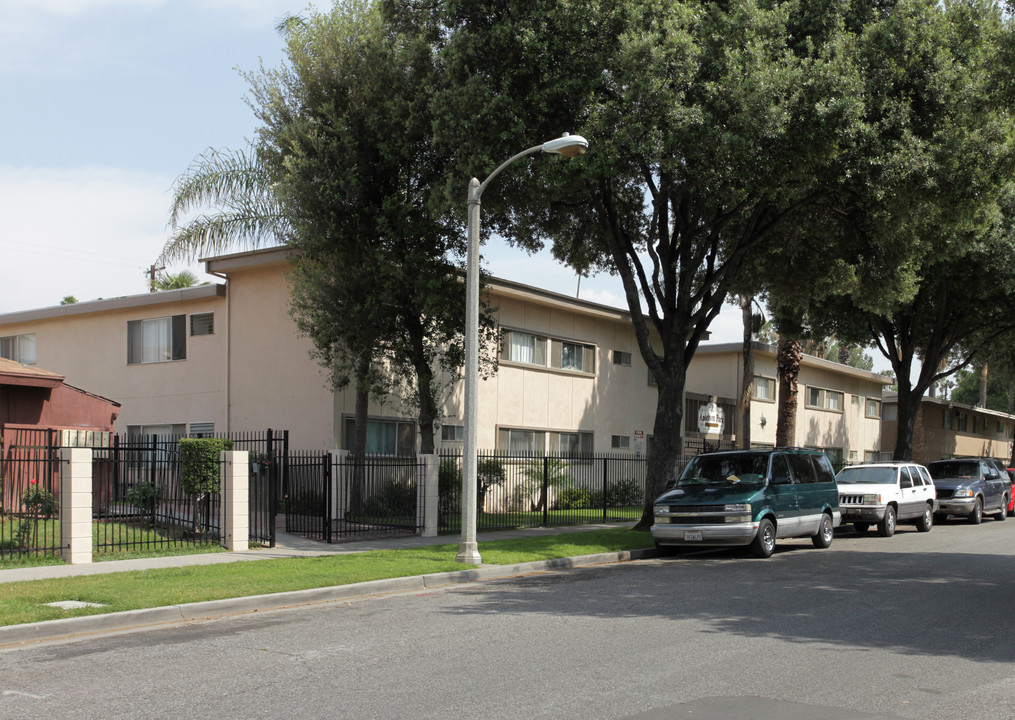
[127,315,187,364]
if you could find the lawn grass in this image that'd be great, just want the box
[0,528,651,628]
[1,519,226,569]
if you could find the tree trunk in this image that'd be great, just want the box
[349,350,371,511]
[635,374,686,531]
[892,381,921,462]
[739,296,754,450]
[776,337,801,447]
[979,361,988,407]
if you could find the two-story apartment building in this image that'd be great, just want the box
[881,393,1015,465]
[0,247,890,461]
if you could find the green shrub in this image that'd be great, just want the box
[555,487,593,510]
[605,478,642,507]
[126,481,165,526]
[179,437,234,497]
[361,479,416,517]
[284,488,325,516]
[21,481,56,518]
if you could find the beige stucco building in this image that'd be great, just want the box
[0,247,890,461]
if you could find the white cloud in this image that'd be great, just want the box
[0,165,211,313]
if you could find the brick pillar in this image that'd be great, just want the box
[220,450,249,552]
[420,454,439,538]
[60,447,93,565]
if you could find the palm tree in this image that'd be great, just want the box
[158,147,289,266]
[152,270,205,291]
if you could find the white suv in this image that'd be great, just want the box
[836,462,938,537]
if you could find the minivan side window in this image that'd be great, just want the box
[787,454,817,484]
[900,466,913,488]
[812,455,836,484]
[771,455,792,484]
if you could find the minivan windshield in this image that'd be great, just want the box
[679,453,769,486]
[836,466,897,485]
[928,461,978,479]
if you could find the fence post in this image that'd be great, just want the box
[220,450,249,551]
[60,447,93,565]
[420,454,439,538]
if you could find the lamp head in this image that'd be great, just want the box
[541,133,589,157]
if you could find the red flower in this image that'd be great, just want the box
[29,479,36,484]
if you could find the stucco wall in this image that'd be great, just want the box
[0,290,225,434]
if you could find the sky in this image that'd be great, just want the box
[0,0,771,350]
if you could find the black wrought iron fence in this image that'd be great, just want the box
[437,450,647,534]
[91,437,221,554]
[283,452,424,542]
[0,438,61,561]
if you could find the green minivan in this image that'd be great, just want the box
[650,448,841,558]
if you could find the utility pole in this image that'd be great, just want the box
[148,264,164,293]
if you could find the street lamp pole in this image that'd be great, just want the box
[457,133,589,564]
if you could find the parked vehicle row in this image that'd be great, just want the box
[650,449,1013,559]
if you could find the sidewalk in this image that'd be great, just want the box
[0,523,651,648]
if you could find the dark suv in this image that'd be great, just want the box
[926,458,1010,524]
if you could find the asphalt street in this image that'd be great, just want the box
[1,517,1012,720]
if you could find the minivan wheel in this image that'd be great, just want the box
[916,504,933,533]
[994,497,1009,522]
[812,513,834,549]
[877,505,897,538]
[751,518,776,558]
[968,498,983,525]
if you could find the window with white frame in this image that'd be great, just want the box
[866,398,881,418]
[127,315,187,364]
[0,333,36,364]
[343,417,415,455]
[806,386,844,412]
[497,428,547,455]
[611,435,631,450]
[441,424,464,442]
[500,330,595,374]
[557,341,594,373]
[551,431,593,456]
[753,376,775,401]
[613,350,632,367]
[127,423,186,438]
[502,330,547,366]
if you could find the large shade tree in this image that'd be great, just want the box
[246,0,497,454]
[404,0,865,527]
[800,0,1015,460]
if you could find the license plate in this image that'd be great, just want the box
[683,530,703,541]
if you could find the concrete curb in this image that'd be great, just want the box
[0,548,656,648]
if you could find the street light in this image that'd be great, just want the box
[457,133,589,564]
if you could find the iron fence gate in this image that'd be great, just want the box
[437,450,647,534]
[284,452,424,543]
